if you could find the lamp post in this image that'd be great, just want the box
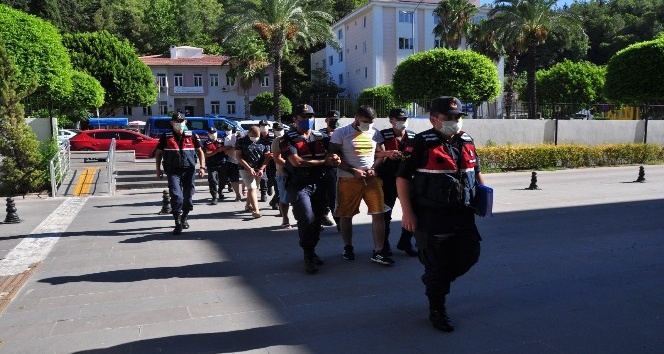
[412,0,424,55]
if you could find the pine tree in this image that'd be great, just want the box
[0,42,46,196]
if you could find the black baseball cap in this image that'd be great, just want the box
[389,108,409,119]
[171,112,185,121]
[294,104,315,116]
[326,110,340,119]
[429,96,467,116]
[258,120,269,126]
[272,122,285,131]
[207,127,217,133]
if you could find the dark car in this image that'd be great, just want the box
[69,129,159,158]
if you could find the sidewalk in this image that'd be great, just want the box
[0,165,662,354]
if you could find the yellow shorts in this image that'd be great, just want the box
[334,176,390,217]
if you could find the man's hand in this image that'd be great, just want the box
[387,150,402,160]
[352,168,367,179]
[325,154,341,166]
[366,168,377,177]
[156,168,163,179]
[198,167,205,178]
[401,210,417,232]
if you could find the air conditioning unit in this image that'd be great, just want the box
[221,86,229,92]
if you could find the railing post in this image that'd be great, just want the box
[50,160,57,197]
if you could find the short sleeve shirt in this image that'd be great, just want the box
[224,133,238,164]
[235,136,270,169]
[330,124,382,178]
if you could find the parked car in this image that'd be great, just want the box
[57,129,78,144]
[69,129,159,158]
[143,116,244,138]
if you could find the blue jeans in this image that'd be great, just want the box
[167,168,196,215]
[275,175,289,204]
[288,182,327,251]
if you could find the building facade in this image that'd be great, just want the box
[123,46,273,121]
[311,0,503,118]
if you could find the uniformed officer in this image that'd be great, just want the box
[396,96,486,333]
[280,104,340,274]
[376,108,417,256]
[203,126,227,205]
[258,120,276,204]
[319,110,341,229]
[155,112,206,235]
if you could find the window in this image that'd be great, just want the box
[339,51,343,62]
[363,41,367,53]
[159,101,168,115]
[226,75,236,86]
[399,37,414,49]
[142,106,152,116]
[364,67,368,78]
[338,29,343,39]
[156,74,167,92]
[261,74,269,87]
[329,55,334,66]
[339,73,343,85]
[123,106,132,115]
[434,39,442,48]
[94,131,118,140]
[174,74,183,87]
[433,13,441,25]
[227,101,236,115]
[322,58,327,68]
[193,74,203,87]
[209,74,219,87]
[399,11,413,23]
[118,131,139,140]
[363,16,366,28]
[211,101,220,115]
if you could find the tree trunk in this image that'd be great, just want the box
[503,51,519,119]
[244,87,250,120]
[273,48,283,122]
[526,45,538,119]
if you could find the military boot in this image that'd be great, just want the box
[173,214,183,235]
[429,308,454,332]
[181,211,190,229]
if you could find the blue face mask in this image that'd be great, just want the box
[297,118,314,131]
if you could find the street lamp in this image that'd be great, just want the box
[412,0,424,55]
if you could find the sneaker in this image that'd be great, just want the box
[321,214,334,226]
[371,250,395,265]
[304,257,318,274]
[429,309,454,332]
[209,197,218,205]
[342,245,355,260]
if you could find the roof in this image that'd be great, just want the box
[140,54,229,66]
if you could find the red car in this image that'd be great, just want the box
[69,129,159,158]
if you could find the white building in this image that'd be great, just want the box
[124,46,274,121]
[311,0,503,118]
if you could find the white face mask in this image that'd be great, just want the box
[259,126,269,133]
[249,136,260,142]
[358,121,373,132]
[208,134,217,140]
[173,122,184,131]
[274,130,284,137]
[438,120,459,137]
[394,120,408,131]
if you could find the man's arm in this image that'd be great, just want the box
[155,149,164,179]
[196,147,206,177]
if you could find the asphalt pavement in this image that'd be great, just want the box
[0,165,662,354]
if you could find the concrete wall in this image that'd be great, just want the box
[27,117,56,143]
[313,118,664,146]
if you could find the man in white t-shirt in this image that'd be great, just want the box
[328,105,394,266]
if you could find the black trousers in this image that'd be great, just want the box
[288,179,327,253]
[381,175,413,245]
[207,165,224,198]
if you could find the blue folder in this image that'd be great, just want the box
[475,184,494,217]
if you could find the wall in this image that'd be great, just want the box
[313,118,664,146]
[27,117,56,143]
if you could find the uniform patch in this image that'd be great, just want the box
[405,146,414,153]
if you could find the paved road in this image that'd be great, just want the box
[0,165,662,354]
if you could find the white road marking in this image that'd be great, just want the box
[0,197,88,276]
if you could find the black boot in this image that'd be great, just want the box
[382,239,393,256]
[181,212,190,229]
[209,196,218,205]
[172,214,183,235]
[260,193,267,202]
[304,250,319,274]
[397,234,418,257]
[429,308,454,332]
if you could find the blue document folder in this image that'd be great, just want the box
[475,184,493,217]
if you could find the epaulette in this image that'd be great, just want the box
[380,128,395,139]
[458,131,474,142]
[311,129,324,141]
[405,130,416,140]
[420,131,443,147]
[165,132,174,138]
[184,131,193,137]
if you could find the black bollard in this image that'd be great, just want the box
[526,171,540,190]
[157,190,172,215]
[4,197,22,223]
[634,166,646,183]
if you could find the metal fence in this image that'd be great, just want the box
[49,141,71,197]
[506,102,664,120]
[307,97,487,118]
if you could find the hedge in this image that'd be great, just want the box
[477,144,664,172]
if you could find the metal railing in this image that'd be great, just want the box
[49,140,71,197]
[106,138,116,195]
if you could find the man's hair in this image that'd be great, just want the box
[356,105,376,119]
[248,126,260,135]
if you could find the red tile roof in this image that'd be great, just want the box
[140,54,229,66]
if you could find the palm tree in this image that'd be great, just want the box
[489,0,582,119]
[229,0,337,121]
[433,0,478,49]
[225,33,270,120]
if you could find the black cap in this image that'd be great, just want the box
[389,108,409,119]
[258,120,269,126]
[272,122,285,131]
[207,127,217,133]
[326,110,340,119]
[429,96,467,116]
[171,112,184,121]
[294,104,315,115]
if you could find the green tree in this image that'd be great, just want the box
[530,60,606,105]
[0,4,73,101]
[226,33,270,120]
[0,43,46,196]
[357,85,405,118]
[605,35,664,104]
[433,0,478,49]
[250,92,293,119]
[62,31,157,116]
[392,48,501,106]
[230,0,337,121]
[489,0,583,119]
[55,70,105,125]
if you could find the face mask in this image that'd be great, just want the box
[457,118,463,131]
[357,121,373,132]
[225,129,233,134]
[259,126,269,133]
[394,120,408,131]
[438,120,459,137]
[274,130,284,137]
[173,122,184,131]
[328,120,339,129]
[297,118,314,131]
[208,134,217,140]
[249,136,260,142]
